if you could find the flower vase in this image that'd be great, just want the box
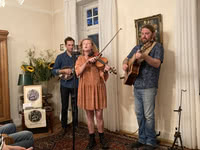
[40,81,48,94]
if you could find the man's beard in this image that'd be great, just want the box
[141,38,149,44]
[141,37,153,44]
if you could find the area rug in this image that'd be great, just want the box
[34,125,170,150]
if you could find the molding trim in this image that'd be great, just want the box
[6,1,52,15]
[5,1,64,16]
[53,9,63,15]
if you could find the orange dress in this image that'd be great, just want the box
[75,55,108,110]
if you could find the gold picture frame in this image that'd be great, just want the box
[24,85,42,108]
[135,14,163,45]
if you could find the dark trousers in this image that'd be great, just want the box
[60,86,78,128]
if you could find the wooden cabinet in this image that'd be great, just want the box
[0,30,11,122]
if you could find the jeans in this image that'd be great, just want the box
[134,88,157,146]
[0,123,34,148]
[60,86,78,128]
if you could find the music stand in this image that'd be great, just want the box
[170,89,186,150]
[71,45,80,150]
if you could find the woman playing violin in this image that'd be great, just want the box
[75,38,110,150]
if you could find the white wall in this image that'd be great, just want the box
[51,0,65,116]
[0,0,53,125]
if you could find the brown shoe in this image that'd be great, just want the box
[131,141,144,148]
[85,133,96,150]
[61,128,67,137]
[142,145,156,150]
[99,132,109,149]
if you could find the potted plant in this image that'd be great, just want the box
[21,48,55,94]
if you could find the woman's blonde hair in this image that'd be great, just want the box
[80,38,99,55]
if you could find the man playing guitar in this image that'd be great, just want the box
[122,24,164,150]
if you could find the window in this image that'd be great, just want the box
[88,33,99,48]
[87,7,98,27]
[77,0,99,49]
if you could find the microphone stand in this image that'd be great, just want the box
[71,45,80,150]
[170,89,186,150]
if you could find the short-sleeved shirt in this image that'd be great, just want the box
[127,42,164,89]
[52,51,79,88]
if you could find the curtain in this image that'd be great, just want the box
[175,0,200,149]
[64,0,78,44]
[198,0,200,89]
[63,0,78,121]
[98,0,120,131]
[63,0,120,131]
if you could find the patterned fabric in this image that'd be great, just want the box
[127,42,164,89]
[75,55,107,110]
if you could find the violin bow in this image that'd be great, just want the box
[98,28,122,56]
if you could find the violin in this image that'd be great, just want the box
[89,51,117,74]
[88,28,122,75]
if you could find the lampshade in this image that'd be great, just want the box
[18,74,33,86]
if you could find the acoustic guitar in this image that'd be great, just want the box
[122,41,156,86]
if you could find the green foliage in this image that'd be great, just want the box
[21,48,55,82]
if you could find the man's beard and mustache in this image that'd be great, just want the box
[141,36,154,44]
[141,38,148,44]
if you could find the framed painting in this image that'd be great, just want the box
[24,108,46,128]
[135,14,163,45]
[24,85,42,108]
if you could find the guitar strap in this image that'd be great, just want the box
[128,41,157,66]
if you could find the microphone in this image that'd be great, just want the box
[72,45,81,56]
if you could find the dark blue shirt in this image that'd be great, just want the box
[52,51,78,88]
[127,42,164,89]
